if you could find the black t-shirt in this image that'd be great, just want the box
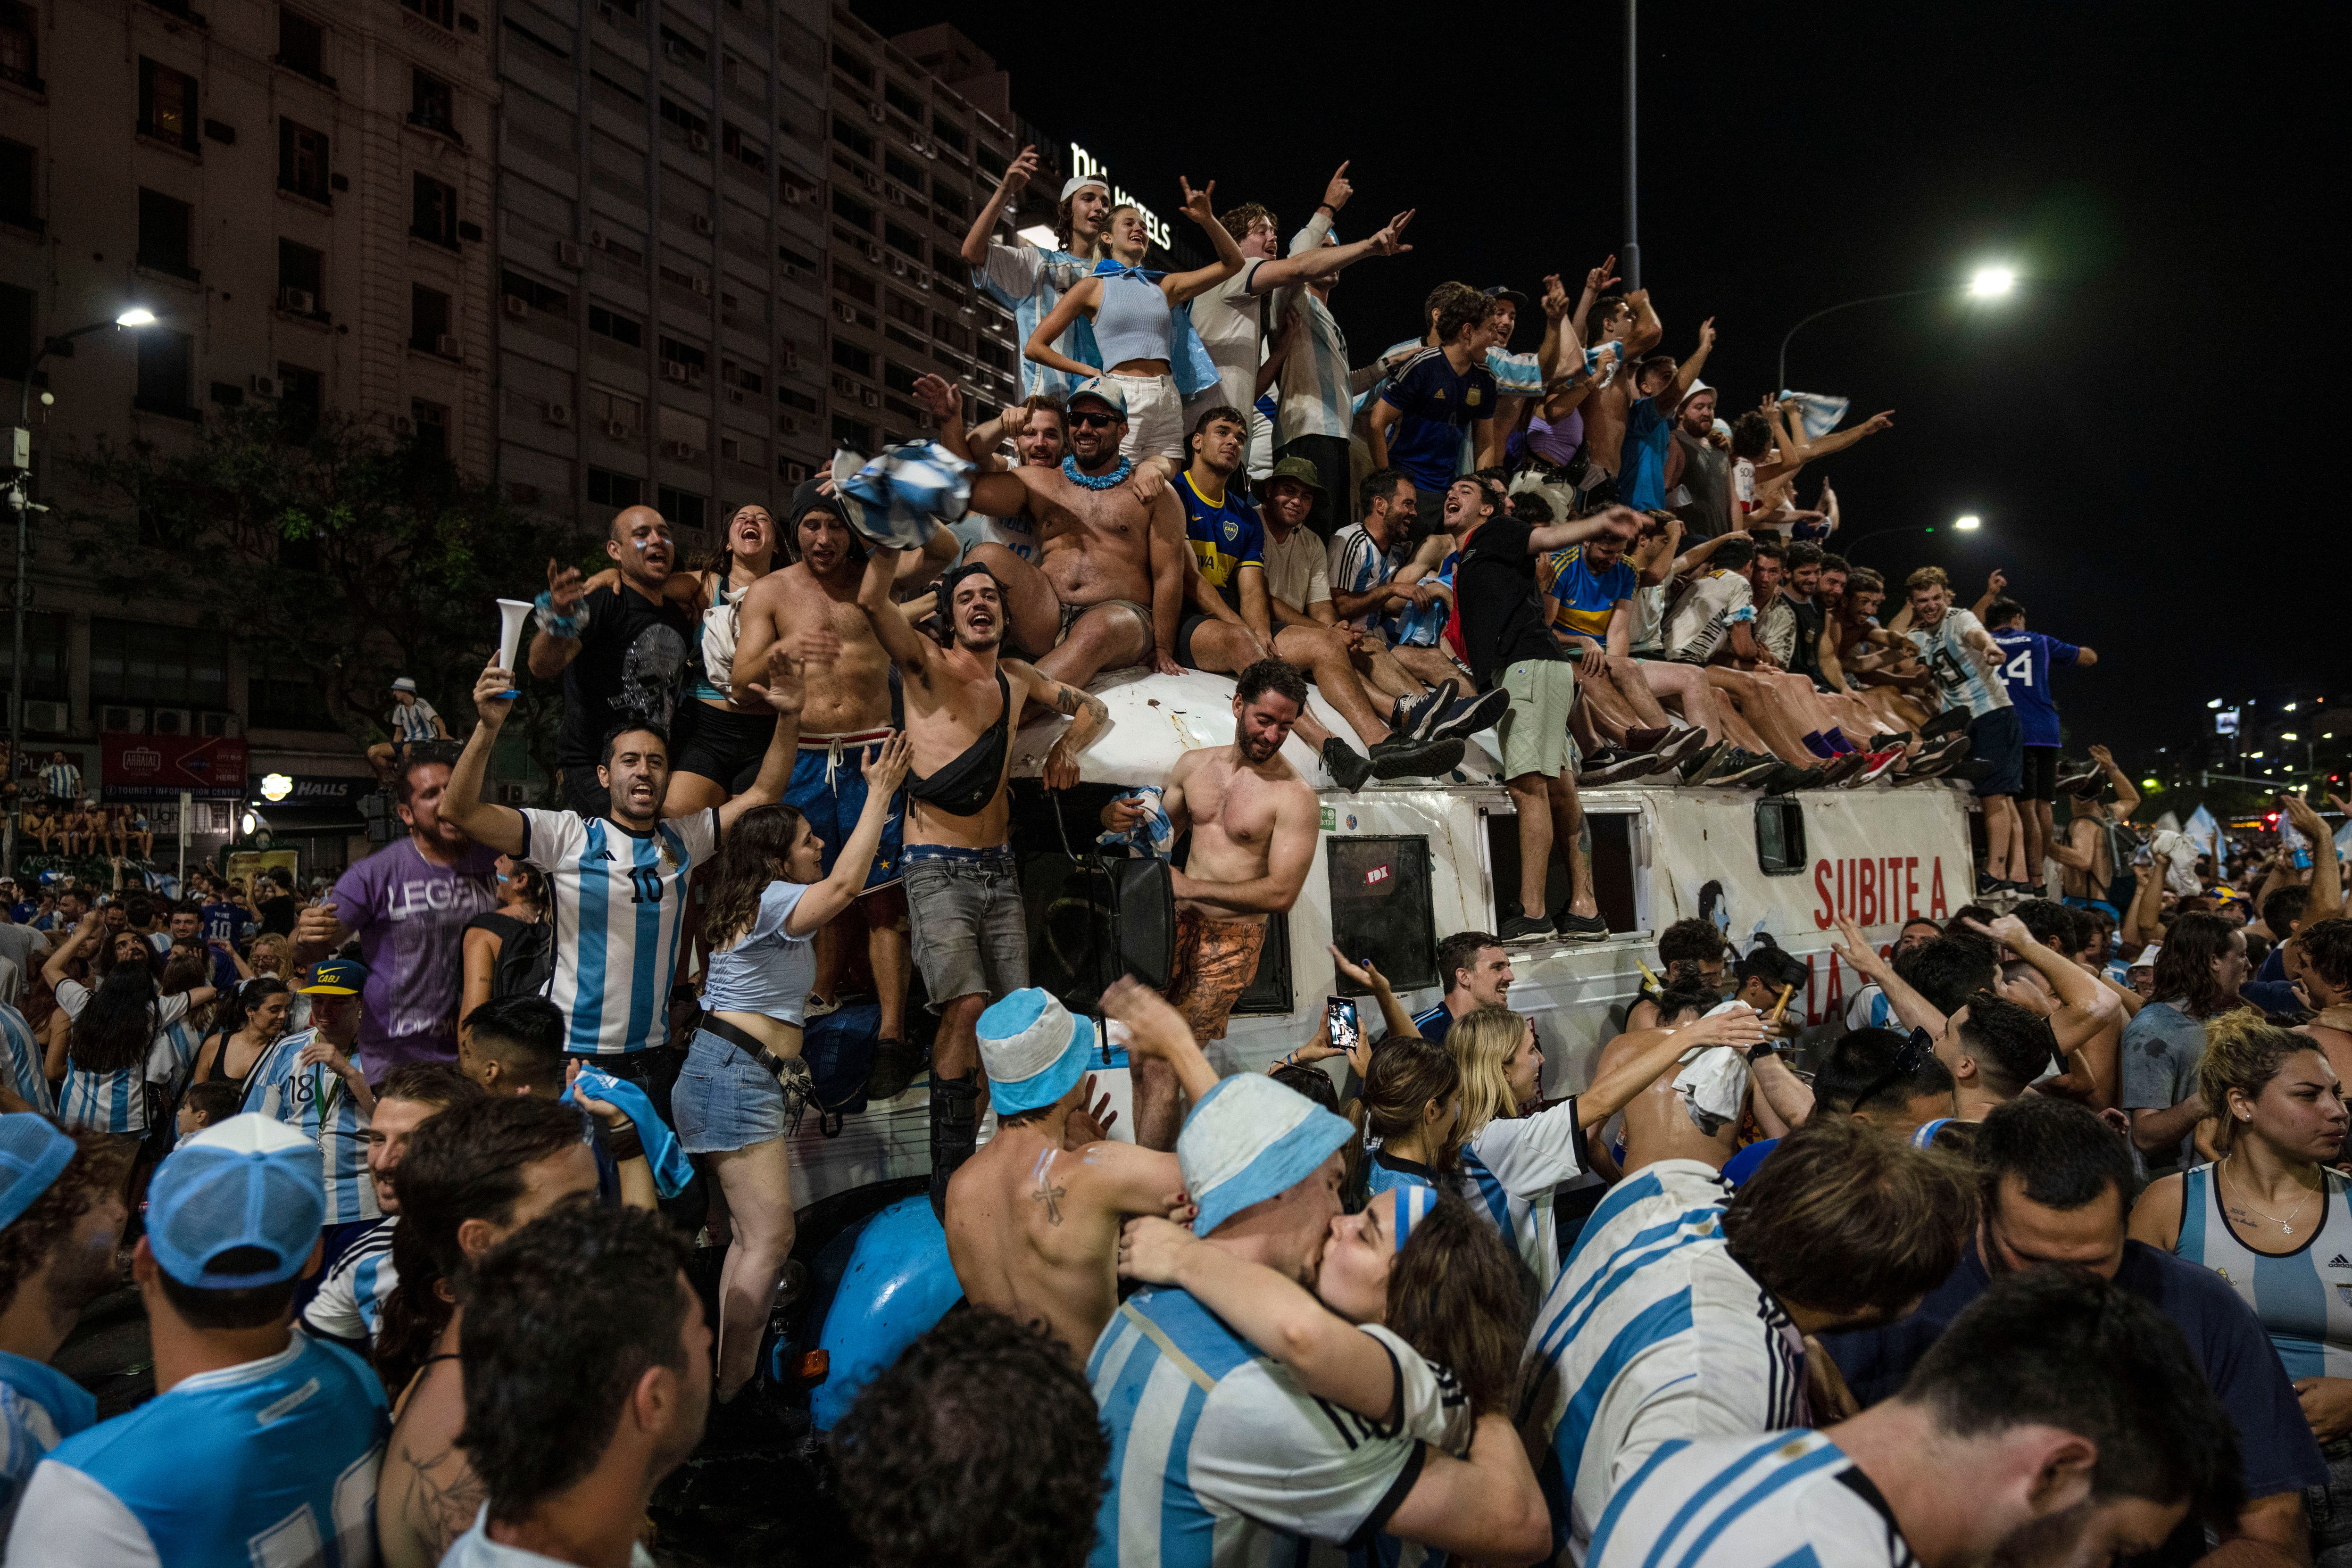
[1783,593,1826,684]
[256,890,297,937]
[556,583,698,767]
[1670,431,1731,539]
[1454,517,1563,691]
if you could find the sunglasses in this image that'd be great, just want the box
[1068,410,1121,430]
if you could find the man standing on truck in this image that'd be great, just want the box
[1103,660,1322,1151]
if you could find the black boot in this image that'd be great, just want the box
[927,1071,982,1219]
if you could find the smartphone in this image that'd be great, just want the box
[1325,996,1361,1056]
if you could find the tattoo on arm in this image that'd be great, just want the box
[396,1440,486,1555]
[1052,684,1086,716]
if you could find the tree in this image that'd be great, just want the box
[58,403,596,790]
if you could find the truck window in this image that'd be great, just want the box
[1755,798,1807,876]
[1484,809,1638,932]
[1327,837,1436,997]
[1231,913,1293,1015]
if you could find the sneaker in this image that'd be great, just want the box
[1868,731,1913,748]
[1322,737,1374,791]
[1678,739,1731,785]
[1976,871,2004,896]
[1763,763,1821,796]
[864,1035,929,1102]
[1918,707,1970,741]
[1498,914,1556,942]
[1619,724,1674,754]
[1368,733,1465,780]
[1707,748,1782,787]
[1390,679,1458,743]
[1554,911,1610,943]
[1651,727,1714,771]
[1813,755,1867,787]
[1425,685,1510,745]
[1577,749,1666,786]
[1940,759,1994,783]
[1843,749,1906,786]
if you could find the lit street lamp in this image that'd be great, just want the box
[1778,264,2021,392]
[1841,514,1988,560]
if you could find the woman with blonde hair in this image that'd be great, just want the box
[1436,1001,1768,1282]
[2130,1012,2352,1560]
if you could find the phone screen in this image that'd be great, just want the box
[1326,996,1361,1054]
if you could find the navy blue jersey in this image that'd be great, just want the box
[1990,628,2079,748]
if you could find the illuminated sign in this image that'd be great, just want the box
[260,773,294,802]
[1068,143,1172,251]
[2215,708,2240,736]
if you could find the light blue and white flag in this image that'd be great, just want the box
[831,441,973,549]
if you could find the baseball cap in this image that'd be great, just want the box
[1263,456,1325,499]
[300,954,370,995]
[0,1113,77,1230]
[1179,1073,1353,1238]
[146,1114,325,1287]
[1482,284,1529,309]
[2128,944,2161,972]
[1060,173,1110,202]
[1068,376,1128,419]
[976,989,1095,1116]
[390,676,418,694]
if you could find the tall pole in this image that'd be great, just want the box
[7,373,30,880]
[1622,0,1639,291]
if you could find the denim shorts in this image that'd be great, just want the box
[672,1027,788,1153]
[903,845,1029,1008]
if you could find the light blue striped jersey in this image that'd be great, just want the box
[1363,1151,1440,1203]
[972,241,1105,401]
[1903,607,2011,720]
[1844,984,1895,1032]
[523,808,720,1056]
[300,1216,399,1347]
[1456,1096,1590,1287]
[1522,1160,1809,1562]
[1,1351,96,1541]
[145,1009,203,1103]
[2177,1163,2352,1380]
[0,1000,54,1114]
[1086,1287,1448,1568]
[243,1028,382,1227]
[1271,214,1354,443]
[7,1331,387,1568]
[1587,1430,1912,1568]
[55,987,192,1136]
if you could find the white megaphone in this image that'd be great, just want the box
[495,599,533,698]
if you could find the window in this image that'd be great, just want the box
[883,359,919,396]
[138,58,199,151]
[830,414,870,449]
[246,649,326,730]
[586,468,642,509]
[778,386,817,415]
[589,304,641,347]
[1483,810,1638,932]
[931,181,967,221]
[0,2,40,91]
[411,173,458,246]
[90,619,227,707]
[721,122,765,172]
[0,283,30,379]
[974,144,1005,181]
[884,291,924,328]
[830,42,871,83]
[275,8,326,81]
[834,268,874,306]
[584,384,639,432]
[831,189,873,231]
[883,222,922,259]
[830,116,873,161]
[277,361,321,433]
[0,138,34,230]
[884,151,924,190]
[410,398,447,458]
[137,188,197,279]
[719,360,762,393]
[658,335,706,373]
[883,81,922,121]
[929,112,964,152]
[409,284,451,352]
[0,611,68,702]
[656,485,705,531]
[657,25,704,65]
[410,68,456,136]
[276,240,323,308]
[400,0,453,29]
[1755,798,1807,876]
[830,339,872,378]
[500,270,569,317]
[278,117,330,200]
[658,97,708,141]
[1325,837,1438,996]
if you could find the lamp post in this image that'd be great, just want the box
[1776,267,2016,392]
[7,307,158,876]
[1839,514,1983,559]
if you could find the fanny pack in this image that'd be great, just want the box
[701,1012,815,1133]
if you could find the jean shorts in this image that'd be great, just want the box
[903,844,1029,1008]
[673,1027,788,1153]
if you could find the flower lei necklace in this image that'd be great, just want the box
[1063,455,1133,490]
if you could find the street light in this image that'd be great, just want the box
[1841,514,1988,559]
[1777,263,2021,391]
[1954,514,1982,531]
[8,307,161,875]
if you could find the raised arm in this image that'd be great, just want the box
[1787,408,1896,466]
[1967,913,2118,1054]
[1159,178,1247,306]
[1024,281,1102,380]
[1103,975,1219,1103]
[785,737,911,936]
[1252,209,1415,292]
[1833,913,1947,1037]
[1969,569,2006,623]
[40,917,97,991]
[854,544,939,680]
[2088,745,2137,823]
[1527,504,1641,556]
[959,144,1036,268]
[440,665,531,856]
[1669,318,1715,403]
[525,560,588,680]
[713,632,831,827]
[2285,794,2344,922]
[1576,1006,1771,1131]
[1329,946,1422,1044]
[1623,288,1663,354]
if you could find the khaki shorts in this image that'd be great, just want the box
[1495,658,1578,781]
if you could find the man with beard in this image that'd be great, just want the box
[0,1117,128,1536]
[529,506,699,818]
[1102,661,1322,1150]
[292,742,499,1082]
[854,545,1111,1213]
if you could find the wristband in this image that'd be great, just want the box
[605,1123,644,1163]
[533,589,586,640]
[1316,202,1336,215]
[1745,1040,1780,1064]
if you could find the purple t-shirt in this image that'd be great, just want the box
[331,837,499,1080]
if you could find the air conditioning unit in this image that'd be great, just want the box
[887,186,907,207]
[100,705,146,735]
[779,344,798,367]
[494,781,528,805]
[198,711,239,738]
[691,275,711,296]
[914,271,931,291]
[250,373,280,398]
[503,295,530,319]
[665,440,695,459]
[908,133,926,154]
[19,700,68,734]
[687,130,710,153]
[547,402,572,426]
[781,460,809,482]
[604,419,630,438]
[831,373,856,396]
[726,387,746,404]
[279,287,316,314]
[693,213,715,236]
[859,171,881,194]
[863,241,883,264]
[664,362,691,382]
[435,334,459,357]
[887,257,905,276]
[149,707,193,737]
[557,240,583,267]
[867,100,884,124]
[831,302,856,323]
[778,414,799,434]
[860,389,880,409]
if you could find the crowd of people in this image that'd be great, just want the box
[0,148,2348,1568]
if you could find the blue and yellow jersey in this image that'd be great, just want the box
[1179,472,1266,610]
[1545,545,1638,642]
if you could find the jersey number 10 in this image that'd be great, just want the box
[627,866,665,905]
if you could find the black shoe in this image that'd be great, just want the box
[1554,911,1610,943]
[1976,871,2004,896]
[1390,679,1457,743]
[1813,754,1867,788]
[1652,727,1714,771]
[1868,732,1913,748]
[1918,707,1970,741]
[1322,737,1374,791]
[1368,733,1465,780]
[864,1035,928,1102]
[1763,763,1821,796]
[1619,724,1674,754]
[926,1071,983,1220]
[1425,685,1510,744]
[1679,739,1730,785]
[1707,748,1781,787]
[1498,914,1556,942]
[1577,749,1666,786]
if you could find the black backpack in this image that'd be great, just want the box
[475,911,556,999]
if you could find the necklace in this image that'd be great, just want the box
[1062,455,1133,491]
[2222,1157,2319,1236]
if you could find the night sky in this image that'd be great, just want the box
[853,0,2343,774]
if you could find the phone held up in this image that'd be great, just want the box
[1325,996,1361,1055]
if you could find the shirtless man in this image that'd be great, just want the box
[855,543,1112,1213]
[944,977,1216,1359]
[2050,746,2143,916]
[917,373,1188,689]
[729,490,923,1088]
[1102,659,1321,1150]
[1568,262,1664,484]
